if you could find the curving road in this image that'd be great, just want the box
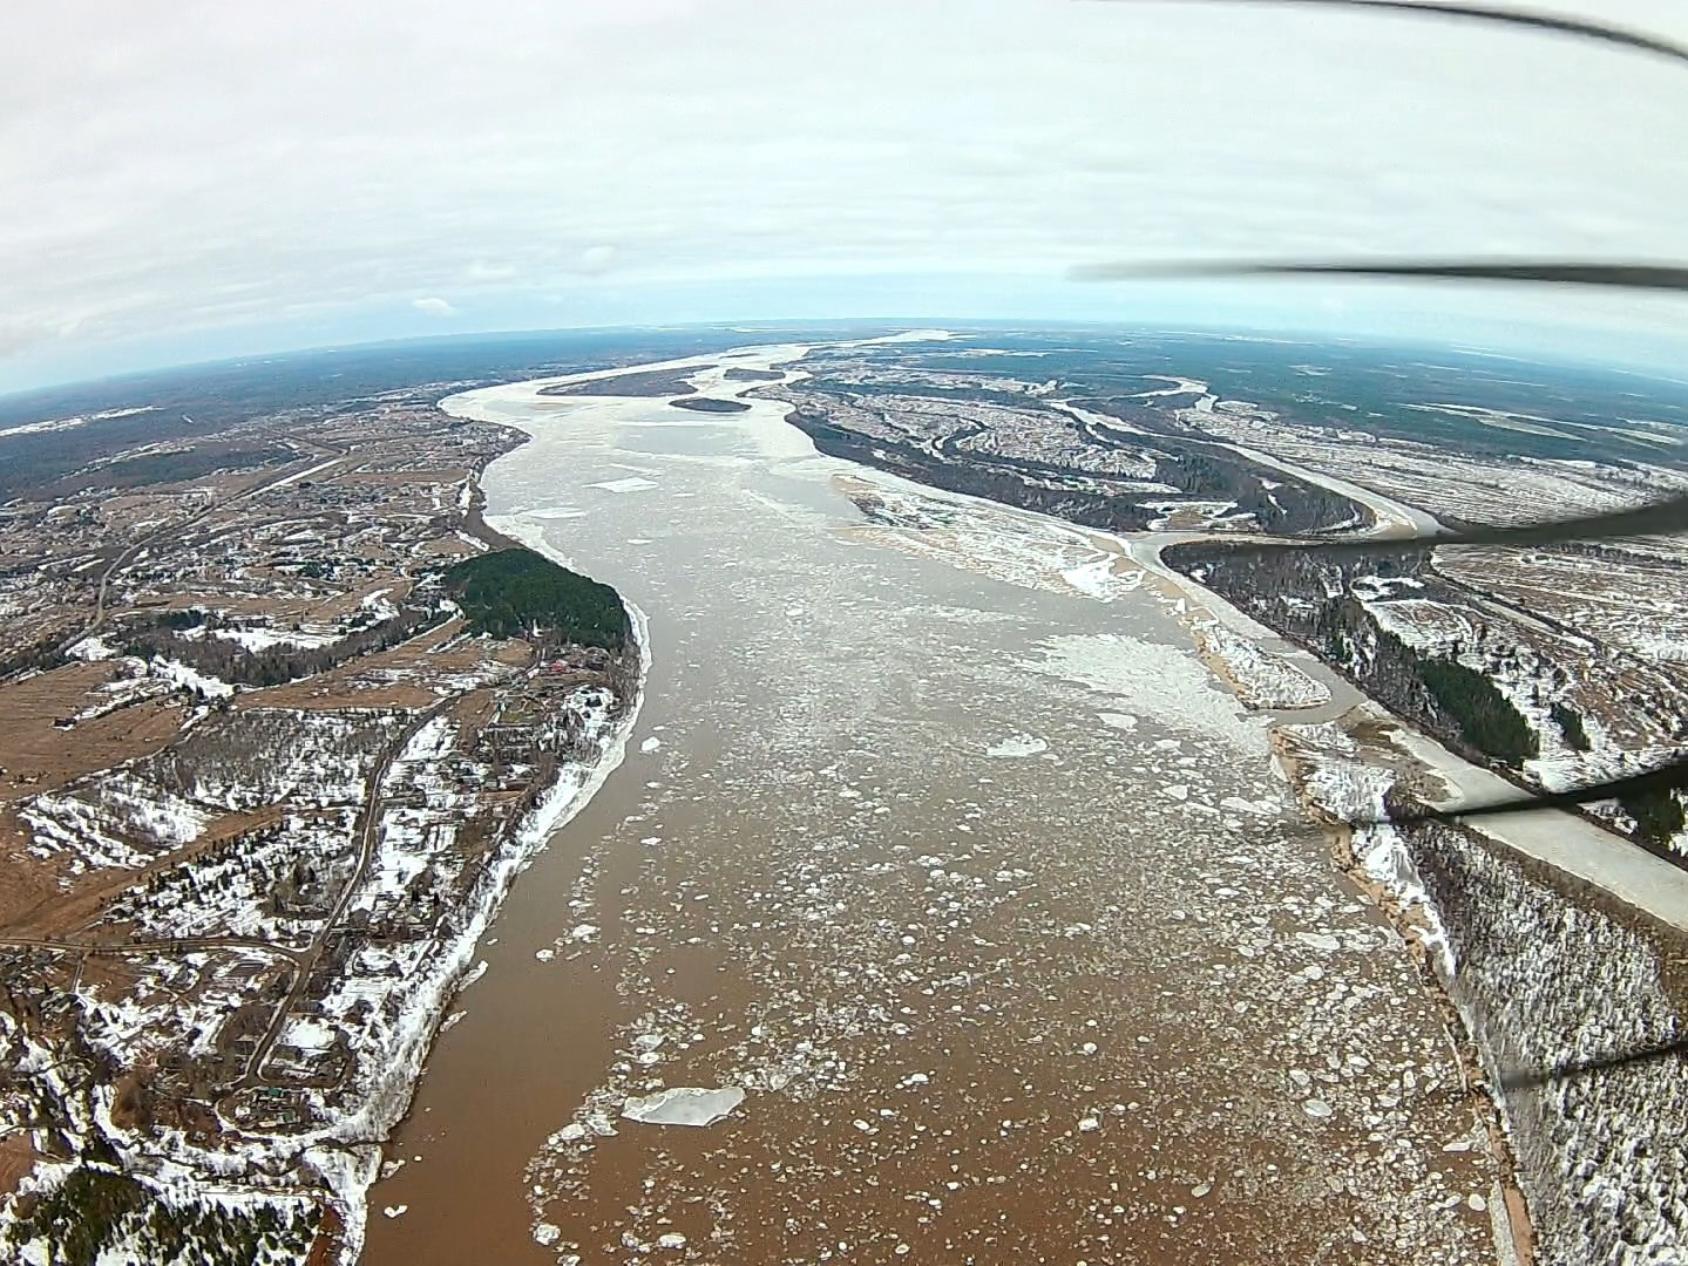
[236,699,449,1088]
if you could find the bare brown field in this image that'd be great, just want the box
[0,1135,41,1199]
[234,616,515,711]
[329,467,471,489]
[448,687,499,747]
[0,810,78,927]
[0,662,186,793]
[2,804,291,941]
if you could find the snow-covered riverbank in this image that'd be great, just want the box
[312,440,653,1264]
[323,661,645,1264]
[1272,710,1688,1266]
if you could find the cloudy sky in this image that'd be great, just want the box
[4,0,1687,391]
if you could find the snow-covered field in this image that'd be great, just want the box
[1188,391,1688,529]
[1358,578,1688,857]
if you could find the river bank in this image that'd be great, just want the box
[1265,696,1688,1265]
[311,452,651,1264]
[1095,530,1537,1264]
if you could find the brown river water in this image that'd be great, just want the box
[361,341,1501,1266]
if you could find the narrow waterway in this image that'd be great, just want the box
[362,341,1500,1266]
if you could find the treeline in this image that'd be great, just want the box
[670,397,750,413]
[789,409,1159,533]
[441,548,629,649]
[1550,701,1590,751]
[140,708,397,806]
[1075,397,1375,534]
[1147,438,1362,535]
[1622,786,1686,846]
[792,397,1362,538]
[541,368,698,398]
[1417,656,1538,766]
[5,1167,312,1266]
[73,444,292,492]
[120,603,442,688]
[1173,542,1538,767]
[1,630,74,682]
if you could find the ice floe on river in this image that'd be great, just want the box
[1194,620,1331,710]
[1026,631,1268,753]
[621,1087,746,1128]
[985,733,1049,758]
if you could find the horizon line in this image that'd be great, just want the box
[5,315,1687,408]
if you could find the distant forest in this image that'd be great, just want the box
[0,328,776,500]
[441,549,629,649]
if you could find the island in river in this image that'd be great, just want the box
[2,325,1686,1266]
[666,396,750,414]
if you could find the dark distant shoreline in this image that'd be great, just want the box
[668,396,750,414]
[540,367,704,398]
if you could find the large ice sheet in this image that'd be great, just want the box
[620,1087,745,1128]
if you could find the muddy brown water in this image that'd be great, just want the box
[363,359,1499,1266]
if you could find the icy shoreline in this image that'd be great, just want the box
[316,489,652,1263]
[1268,717,1529,1262]
[329,633,646,1264]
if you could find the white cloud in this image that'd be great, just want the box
[577,245,618,276]
[1,0,1687,387]
[464,260,517,283]
[411,296,458,319]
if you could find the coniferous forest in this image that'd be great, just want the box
[441,548,630,649]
